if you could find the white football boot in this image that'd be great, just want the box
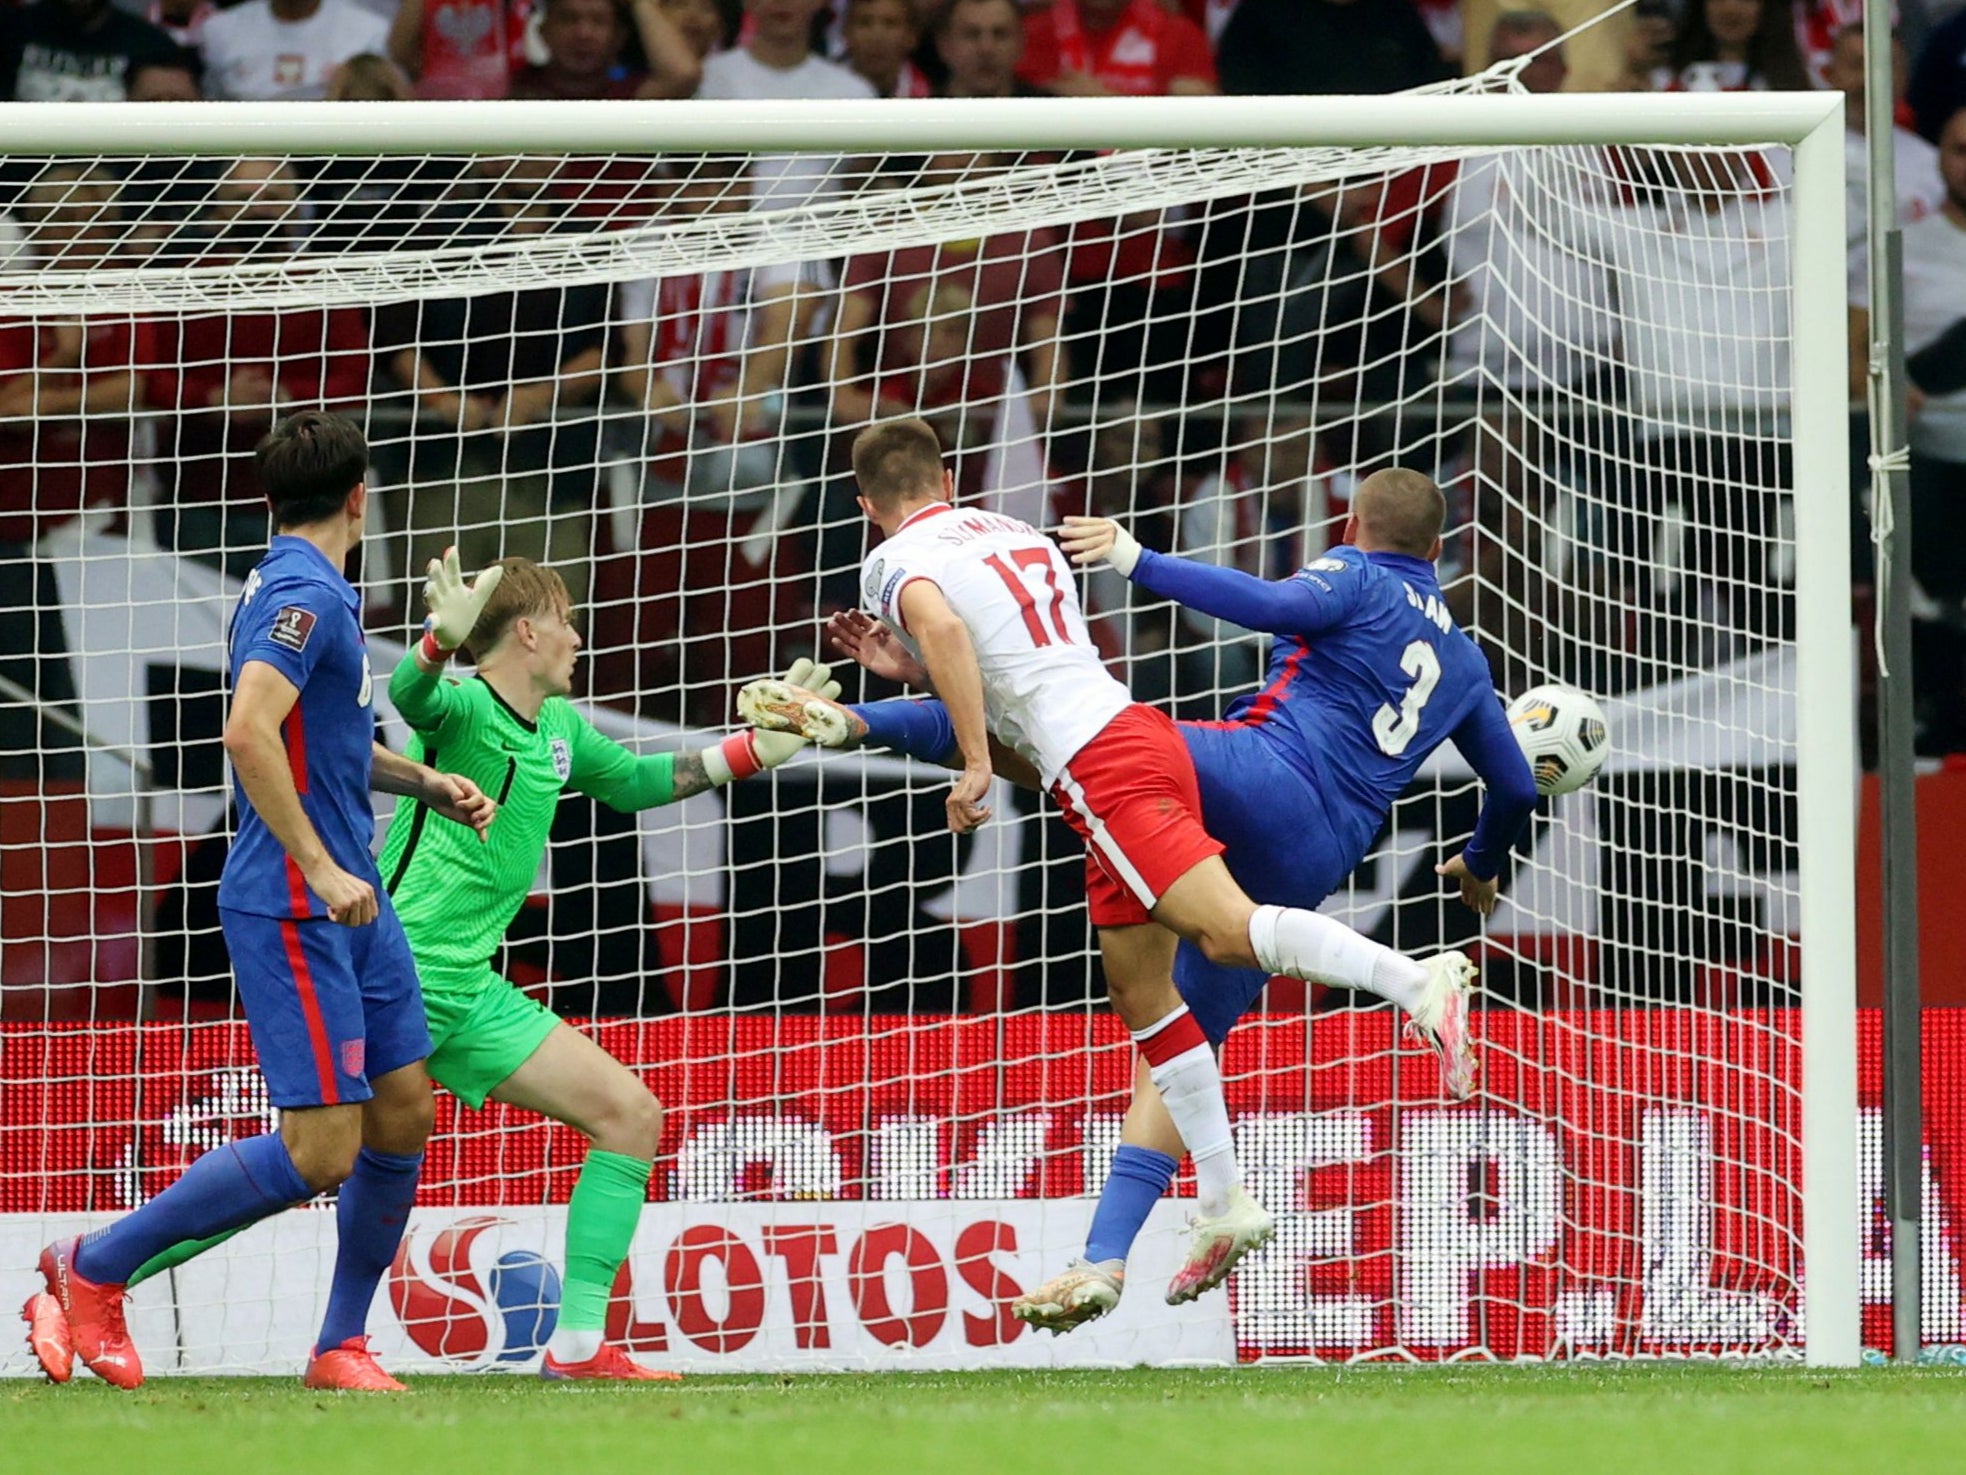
[1406,950,1479,1101]
[1164,1185,1274,1305]
[1011,1259,1126,1335]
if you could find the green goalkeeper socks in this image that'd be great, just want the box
[558,1148,654,1335]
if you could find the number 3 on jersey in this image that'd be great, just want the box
[1372,639,1441,756]
[984,548,1073,647]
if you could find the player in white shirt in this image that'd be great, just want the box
[753,418,1475,1309]
[201,0,388,102]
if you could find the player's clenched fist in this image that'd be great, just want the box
[421,546,505,659]
[305,859,378,927]
[1057,515,1142,576]
[946,762,993,835]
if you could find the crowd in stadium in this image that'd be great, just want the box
[3,0,1966,1018]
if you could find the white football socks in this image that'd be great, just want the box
[1132,1008,1237,1218]
[1247,904,1430,1014]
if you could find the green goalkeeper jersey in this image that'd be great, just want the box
[379,659,678,986]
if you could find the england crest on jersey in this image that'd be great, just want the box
[550,737,572,781]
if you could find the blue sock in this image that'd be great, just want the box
[1084,1145,1181,1267]
[316,1147,424,1352]
[74,1133,312,1285]
[852,698,958,765]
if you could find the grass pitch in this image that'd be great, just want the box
[6,1364,1959,1475]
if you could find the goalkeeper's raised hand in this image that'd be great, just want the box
[418,546,504,666]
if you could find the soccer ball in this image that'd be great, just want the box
[1506,684,1611,797]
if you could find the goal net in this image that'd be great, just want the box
[0,91,1875,1374]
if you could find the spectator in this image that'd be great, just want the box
[1597,147,1793,689]
[660,0,730,63]
[935,0,1038,98]
[505,0,700,99]
[1216,0,1451,98]
[828,164,1067,446]
[1441,12,1620,396]
[1796,0,1932,92]
[303,54,457,254]
[0,0,189,101]
[387,0,532,99]
[147,0,214,52]
[1891,107,1966,748]
[200,0,389,100]
[1617,0,1675,90]
[1008,4,1214,407]
[1828,23,1941,308]
[616,160,802,509]
[0,167,140,787]
[1910,6,1966,144]
[127,57,200,98]
[843,0,928,96]
[327,49,413,98]
[1017,0,1216,98]
[699,0,875,213]
[374,162,610,619]
[1659,0,1810,92]
[145,159,370,583]
[601,160,810,726]
[1464,0,1635,93]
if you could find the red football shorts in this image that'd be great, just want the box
[1049,703,1225,929]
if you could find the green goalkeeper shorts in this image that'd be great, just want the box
[421,968,561,1110]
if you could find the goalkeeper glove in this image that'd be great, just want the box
[420,546,504,663]
[737,657,865,749]
[705,660,845,783]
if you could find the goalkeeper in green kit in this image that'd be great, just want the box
[385,549,819,1381]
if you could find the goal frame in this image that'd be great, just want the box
[0,90,1859,1366]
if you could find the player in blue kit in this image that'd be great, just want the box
[24,412,495,1390]
[742,467,1538,1331]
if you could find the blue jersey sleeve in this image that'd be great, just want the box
[850,698,960,766]
[1453,690,1540,880]
[1130,547,1365,636]
[233,578,340,694]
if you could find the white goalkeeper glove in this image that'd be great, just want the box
[420,546,504,662]
[706,660,847,783]
[736,657,865,750]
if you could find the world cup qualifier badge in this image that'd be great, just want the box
[389,1216,561,1368]
[550,737,572,781]
[269,606,317,652]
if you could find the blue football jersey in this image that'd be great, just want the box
[1137,544,1509,872]
[216,535,380,920]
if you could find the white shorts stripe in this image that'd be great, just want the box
[1054,768,1159,912]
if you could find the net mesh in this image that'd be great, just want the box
[0,102,1885,1371]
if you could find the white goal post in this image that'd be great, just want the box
[0,91,1859,1370]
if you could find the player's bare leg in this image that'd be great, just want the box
[306,1064,434,1393]
[491,1023,680,1382]
[1013,1057,1184,1333]
[1153,856,1479,1101]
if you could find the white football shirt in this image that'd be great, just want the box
[200,0,390,102]
[861,503,1131,787]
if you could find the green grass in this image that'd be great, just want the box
[6,1365,1961,1475]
